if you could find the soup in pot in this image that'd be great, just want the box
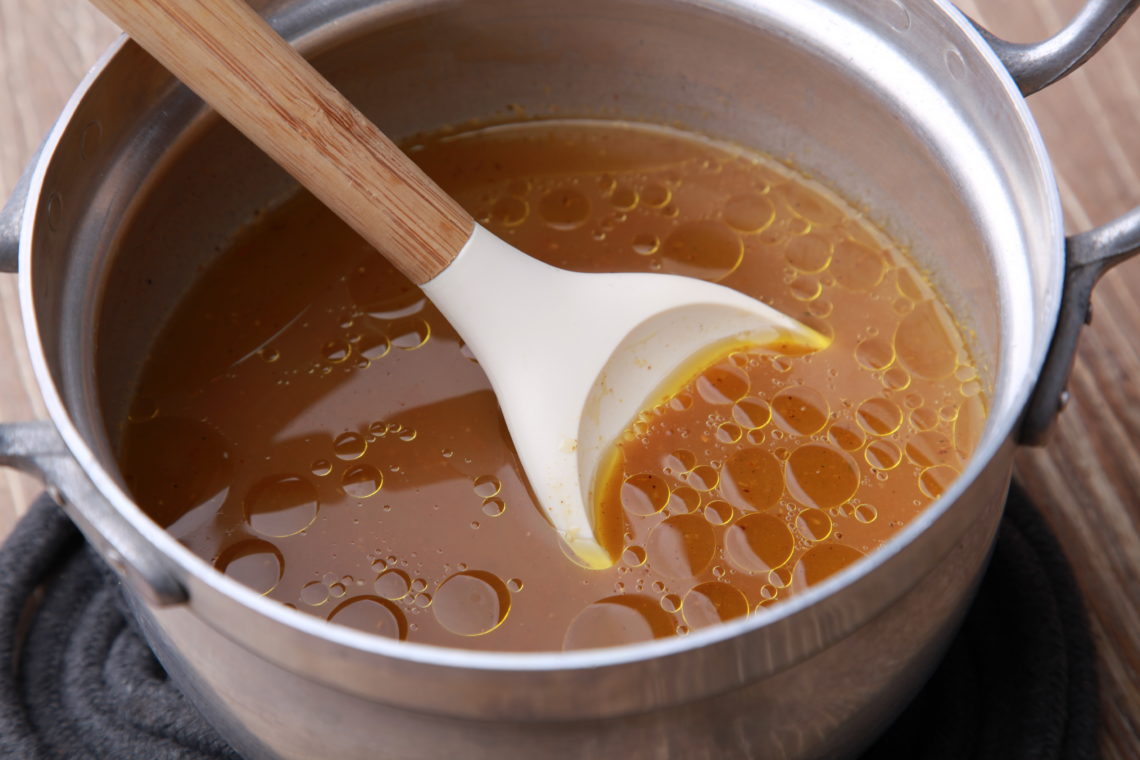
[116,120,987,651]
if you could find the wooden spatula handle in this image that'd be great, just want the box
[91,0,474,284]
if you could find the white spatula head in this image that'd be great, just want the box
[424,226,829,568]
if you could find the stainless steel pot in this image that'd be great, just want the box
[3,1,1139,758]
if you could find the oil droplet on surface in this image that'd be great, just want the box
[827,421,865,452]
[507,578,524,592]
[854,504,878,524]
[660,593,683,613]
[610,184,638,211]
[374,568,411,600]
[715,422,743,444]
[329,582,347,598]
[831,240,886,291]
[473,475,501,499]
[684,465,720,492]
[642,183,672,208]
[621,473,671,515]
[905,430,957,467]
[414,592,433,608]
[632,232,660,255]
[772,387,829,435]
[244,474,319,537]
[865,439,902,470]
[724,194,775,233]
[725,514,795,573]
[784,234,832,273]
[681,582,750,629]
[342,464,383,498]
[795,543,865,587]
[333,431,367,460]
[388,317,431,351]
[645,514,715,578]
[856,398,904,436]
[300,581,329,606]
[433,571,511,636]
[217,539,283,595]
[696,364,750,405]
[790,275,822,301]
[786,444,859,510]
[882,366,911,391]
[910,406,939,431]
[563,595,674,650]
[732,397,772,430]
[918,464,959,499]
[722,448,783,510]
[327,596,407,640]
[703,500,734,525]
[895,301,958,379]
[855,337,895,371]
[310,459,332,477]
[539,186,590,229]
[322,340,350,363]
[796,508,833,542]
[358,330,391,361]
[660,221,743,282]
[622,545,648,567]
[955,393,986,454]
[663,449,697,474]
[668,486,701,514]
[481,498,506,517]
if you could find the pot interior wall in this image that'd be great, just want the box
[30,0,1052,507]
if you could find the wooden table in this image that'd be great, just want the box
[2,1,1137,756]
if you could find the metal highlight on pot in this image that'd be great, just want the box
[1,1,1139,758]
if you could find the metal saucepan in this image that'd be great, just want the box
[2,1,1139,758]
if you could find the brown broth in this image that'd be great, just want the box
[116,120,987,651]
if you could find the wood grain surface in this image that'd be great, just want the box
[1,1,1138,757]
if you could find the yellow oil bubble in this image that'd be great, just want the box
[327,596,407,640]
[311,459,332,477]
[433,571,511,636]
[909,406,939,431]
[539,186,591,229]
[895,268,926,301]
[790,275,822,301]
[703,500,734,525]
[772,387,830,436]
[715,422,743,444]
[722,447,783,510]
[662,449,697,474]
[668,485,702,514]
[333,431,367,460]
[388,317,431,351]
[563,595,675,650]
[795,508,833,542]
[882,366,911,391]
[786,444,859,510]
[322,340,350,363]
[473,474,502,499]
[855,337,896,371]
[341,464,383,498]
[610,184,639,211]
[905,430,957,467]
[641,183,672,208]
[808,298,834,318]
[684,464,720,492]
[622,545,648,567]
[918,464,960,499]
[827,420,865,452]
[732,397,772,430]
[645,514,716,578]
[724,193,776,233]
[216,539,283,595]
[632,232,660,255]
[660,593,683,613]
[784,234,832,273]
[894,301,958,379]
[373,568,411,600]
[795,543,865,587]
[865,439,902,470]
[681,582,750,629]
[856,398,904,436]
[696,364,750,405]
[831,239,886,291]
[954,393,987,456]
[481,497,506,517]
[244,474,319,538]
[725,514,795,574]
[621,473,671,515]
[854,504,878,524]
[301,581,329,606]
[660,221,743,282]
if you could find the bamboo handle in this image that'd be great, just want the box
[91,0,474,284]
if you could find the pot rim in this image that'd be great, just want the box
[18,0,1063,673]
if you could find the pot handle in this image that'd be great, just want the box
[1020,210,1140,443]
[0,421,187,606]
[968,0,1140,95]
[0,143,44,274]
